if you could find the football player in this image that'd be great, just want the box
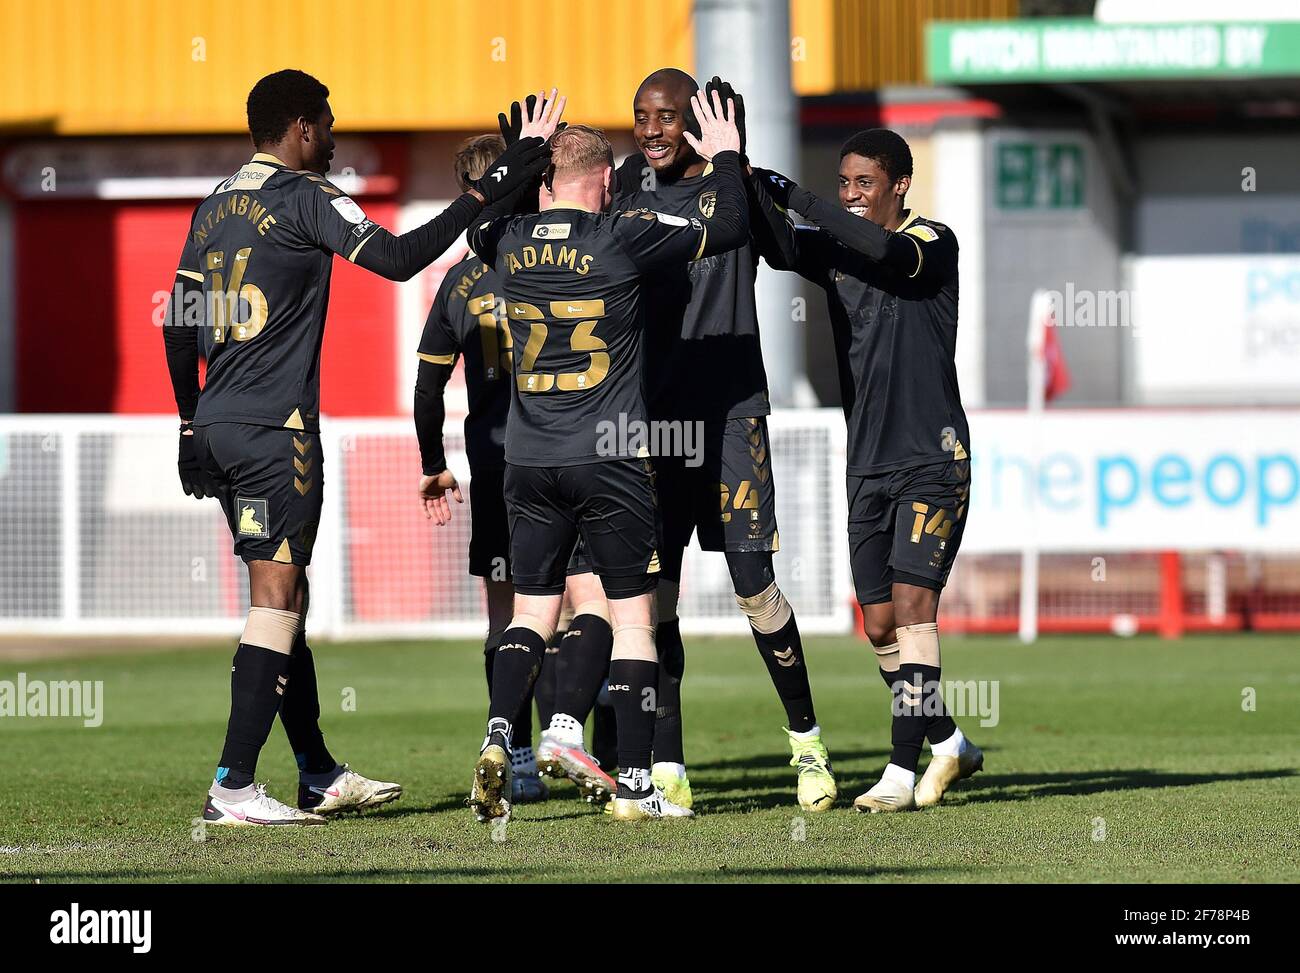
[752,129,983,812]
[465,90,749,823]
[415,132,551,806]
[161,69,549,826]
[610,70,836,813]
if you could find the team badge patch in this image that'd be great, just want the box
[697,191,717,219]
[330,196,368,225]
[236,498,270,538]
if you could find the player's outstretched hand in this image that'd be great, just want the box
[751,167,797,209]
[705,76,745,159]
[681,88,740,161]
[419,470,464,526]
[477,135,551,204]
[499,89,567,144]
[177,427,216,500]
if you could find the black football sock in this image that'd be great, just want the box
[554,613,613,723]
[513,682,535,750]
[889,664,939,773]
[534,633,560,731]
[876,663,954,745]
[608,658,658,798]
[485,626,545,750]
[751,613,817,733]
[651,619,685,764]
[280,634,336,776]
[216,643,292,790]
[591,685,618,772]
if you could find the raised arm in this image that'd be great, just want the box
[307,136,551,282]
[761,171,923,277]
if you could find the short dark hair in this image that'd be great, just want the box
[246,70,330,146]
[840,129,913,184]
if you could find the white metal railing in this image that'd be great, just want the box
[0,411,854,640]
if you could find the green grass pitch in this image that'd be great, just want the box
[1,634,1296,883]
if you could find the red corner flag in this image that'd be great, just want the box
[1042,311,1071,402]
[1028,289,1071,405]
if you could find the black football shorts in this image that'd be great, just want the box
[847,457,970,605]
[505,458,659,598]
[468,466,511,581]
[657,416,779,554]
[193,421,323,566]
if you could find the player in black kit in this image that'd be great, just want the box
[594,70,836,813]
[161,70,549,826]
[752,129,983,814]
[465,91,748,824]
[414,132,552,807]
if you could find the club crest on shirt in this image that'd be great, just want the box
[697,191,716,219]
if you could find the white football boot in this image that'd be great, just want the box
[536,714,615,803]
[609,787,695,821]
[853,766,918,814]
[203,783,326,827]
[916,738,984,808]
[298,764,402,816]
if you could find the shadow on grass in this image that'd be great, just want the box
[954,767,1296,805]
[17,863,943,883]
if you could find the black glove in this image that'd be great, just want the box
[752,167,796,209]
[177,427,216,499]
[706,76,746,160]
[477,136,551,205]
[497,94,566,146]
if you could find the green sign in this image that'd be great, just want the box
[996,141,1084,210]
[927,18,1300,83]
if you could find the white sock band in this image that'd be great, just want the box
[897,622,940,668]
[574,599,610,623]
[510,612,556,644]
[736,582,792,635]
[242,606,301,655]
[873,640,900,673]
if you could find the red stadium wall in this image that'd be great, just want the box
[14,198,400,417]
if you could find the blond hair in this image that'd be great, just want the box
[548,125,614,182]
[454,134,506,191]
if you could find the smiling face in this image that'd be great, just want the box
[633,82,699,178]
[838,152,909,229]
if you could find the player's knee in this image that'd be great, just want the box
[736,581,792,635]
[242,606,302,655]
[892,582,939,626]
[725,550,776,598]
[611,623,656,663]
[862,614,896,647]
[508,613,556,644]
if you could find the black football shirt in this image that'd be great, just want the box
[790,212,970,475]
[469,203,709,467]
[615,155,770,422]
[182,153,477,432]
[417,253,511,471]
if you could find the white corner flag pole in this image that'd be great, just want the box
[1020,289,1052,644]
